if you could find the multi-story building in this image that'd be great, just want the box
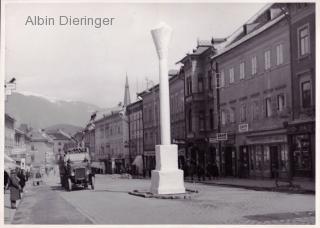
[177,40,224,177]
[138,70,186,176]
[139,83,159,176]
[46,129,72,162]
[94,109,129,174]
[93,76,130,174]
[5,113,15,156]
[30,129,55,173]
[11,125,32,170]
[84,128,96,161]
[169,70,186,168]
[127,99,144,175]
[211,4,293,178]
[286,3,315,179]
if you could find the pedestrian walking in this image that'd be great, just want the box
[8,169,21,209]
[17,169,26,193]
[4,170,9,191]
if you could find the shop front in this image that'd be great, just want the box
[287,121,315,179]
[245,130,289,179]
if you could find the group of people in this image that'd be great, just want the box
[183,161,220,181]
[4,168,29,209]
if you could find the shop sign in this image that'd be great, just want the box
[216,133,228,141]
[173,139,186,145]
[239,123,249,132]
[209,137,218,144]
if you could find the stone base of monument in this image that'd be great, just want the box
[150,169,185,194]
[150,144,185,194]
[128,188,198,200]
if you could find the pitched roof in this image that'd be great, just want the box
[211,13,285,60]
[46,131,70,140]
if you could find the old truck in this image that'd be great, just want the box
[59,147,95,191]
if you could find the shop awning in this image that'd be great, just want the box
[132,155,143,167]
[4,154,19,171]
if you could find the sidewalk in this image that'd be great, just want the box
[184,177,315,194]
[4,181,31,224]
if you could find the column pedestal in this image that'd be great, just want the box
[150,144,185,194]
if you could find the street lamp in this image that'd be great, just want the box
[5,77,16,102]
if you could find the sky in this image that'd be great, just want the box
[4,2,265,108]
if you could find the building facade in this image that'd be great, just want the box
[30,130,55,173]
[94,109,129,174]
[46,129,71,162]
[178,40,221,178]
[5,114,15,156]
[211,4,295,179]
[127,99,144,175]
[286,3,315,179]
[138,70,186,176]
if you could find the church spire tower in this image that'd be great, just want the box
[123,73,131,107]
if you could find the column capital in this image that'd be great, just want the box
[151,22,172,59]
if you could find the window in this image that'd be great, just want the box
[220,71,225,87]
[58,142,61,146]
[240,104,247,122]
[208,71,213,90]
[276,44,284,65]
[221,110,226,125]
[230,107,235,123]
[264,50,271,70]
[240,62,245,80]
[301,81,311,108]
[188,109,192,132]
[198,74,204,92]
[298,25,310,56]
[265,97,272,117]
[277,94,285,111]
[251,56,257,75]
[187,77,192,95]
[209,109,214,130]
[252,100,260,120]
[229,67,234,83]
[199,111,205,131]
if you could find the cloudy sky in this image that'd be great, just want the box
[5,2,265,108]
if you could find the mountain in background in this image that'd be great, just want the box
[5,92,115,130]
[44,124,83,136]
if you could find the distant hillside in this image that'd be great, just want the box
[45,124,83,136]
[5,92,111,130]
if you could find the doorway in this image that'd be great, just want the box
[225,147,233,176]
[270,146,279,178]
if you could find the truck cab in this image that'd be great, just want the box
[60,147,94,191]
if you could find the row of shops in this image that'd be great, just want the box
[184,121,315,180]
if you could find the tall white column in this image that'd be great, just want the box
[150,22,185,194]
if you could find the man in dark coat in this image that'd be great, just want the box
[4,170,9,190]
[17,169,26,192]
[9,170,21,209]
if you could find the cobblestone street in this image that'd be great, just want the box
[9,174,315,224]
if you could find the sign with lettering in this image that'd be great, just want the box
[216,133,228,141]
[209,137,218,144]
[239,123,249,132]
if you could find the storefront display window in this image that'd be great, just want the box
[263,145,270,169]
[255,146,262,170]
[250,150,254,170]
[280,144,289,171]
[293,134,311,175]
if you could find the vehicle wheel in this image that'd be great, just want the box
[91,176,95,190]
[67,178,72,191]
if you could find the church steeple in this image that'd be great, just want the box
[123,73,131,107]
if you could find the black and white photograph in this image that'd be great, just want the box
[2,0,317,225]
